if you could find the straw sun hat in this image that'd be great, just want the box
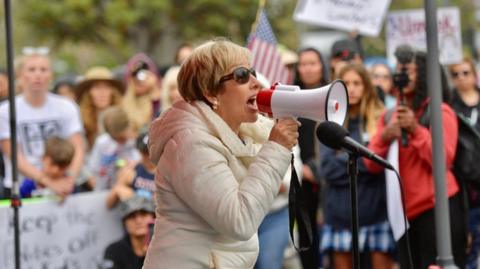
[76,66,125,100]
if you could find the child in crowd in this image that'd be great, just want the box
[20,137,76,198]
[88,106,140,191]
[106,129,156,208]
[103,195,155,269]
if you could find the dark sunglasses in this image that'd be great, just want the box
[451,70,471,78]
[218,67,256,85]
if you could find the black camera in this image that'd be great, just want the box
[131,61,149,81]
[392,68,410,89]
[392,44,416,147]
[392,44,415,90]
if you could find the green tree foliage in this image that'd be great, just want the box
[7,0,298,71]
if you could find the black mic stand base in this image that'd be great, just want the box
[348,154,360,269]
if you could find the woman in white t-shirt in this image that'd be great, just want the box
[0,50,84,199]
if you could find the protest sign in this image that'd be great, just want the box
[293,0,391,37]
[0,192,124,269]
[386,7,463,65]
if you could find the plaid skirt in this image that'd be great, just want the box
[320,221,396,253]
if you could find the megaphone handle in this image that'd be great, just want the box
[274,113,298,121]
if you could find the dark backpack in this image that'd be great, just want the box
[384,106,480,188]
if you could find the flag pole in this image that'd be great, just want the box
[250,0,267,34]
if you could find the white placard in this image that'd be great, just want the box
[385,141,409,241]
[386,7,463,65]
[0,192,124,269]
[293,0,391,37]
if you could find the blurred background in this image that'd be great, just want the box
[0,0,478,75]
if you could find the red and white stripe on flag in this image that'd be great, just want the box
[247,37,289,85]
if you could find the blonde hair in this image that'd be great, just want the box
[103,106,130,137]
[44,136,75,168]
[14,54,52,93]
[121,81,156,131]
[177,38,251,106]
[79,82,123,148]
[161,66,181,110]
[338,63,384,138]
[448,56,478,82]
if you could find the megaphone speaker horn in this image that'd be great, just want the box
[256,80,349,126]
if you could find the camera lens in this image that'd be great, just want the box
[136,70,148,81]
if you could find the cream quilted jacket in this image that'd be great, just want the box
[143,100,291,269]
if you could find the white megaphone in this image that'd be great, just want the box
[256,80,349,126]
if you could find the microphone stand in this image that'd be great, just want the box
[348,153,360,269]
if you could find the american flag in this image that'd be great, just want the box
[247,9,289,85]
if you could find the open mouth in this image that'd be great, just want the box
[246,96,258,110]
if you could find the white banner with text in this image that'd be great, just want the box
[293,0,391,37]
[386,7,463,65]
[0,192,124,269]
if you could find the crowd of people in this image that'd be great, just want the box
[0,35,480,269]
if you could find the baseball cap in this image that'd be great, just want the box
[331,39,360,61]
[118,195,155,220]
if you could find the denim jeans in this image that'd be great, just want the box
[254,206,290,269]
[467,207,480,269]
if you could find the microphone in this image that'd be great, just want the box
[316,121,394,170]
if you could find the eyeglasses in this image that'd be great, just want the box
[218,67,256,85]
[451,70,471,79]
[22,46,50,56]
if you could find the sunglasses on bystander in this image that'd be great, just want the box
[218,67,256,85]
[451,70,471,79]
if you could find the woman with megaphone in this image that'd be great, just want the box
[319,63,395,269]
[142,38,300,268]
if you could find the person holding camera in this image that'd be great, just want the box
[364,45,467,269]
[142,38,299,268]
[122,54,162,132]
